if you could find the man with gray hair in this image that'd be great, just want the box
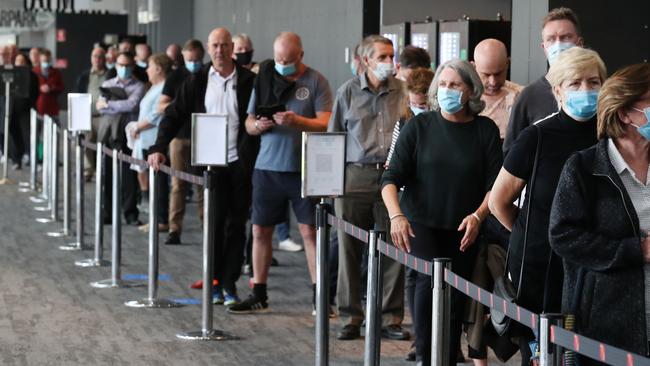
[328,34,408,341]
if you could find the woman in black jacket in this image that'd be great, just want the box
[549,63,650,362]
[488,47,606,363]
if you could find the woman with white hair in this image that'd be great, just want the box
[489,46,606,363]
[381,58,502,366]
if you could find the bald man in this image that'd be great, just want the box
[473,39,523,141]
[148,28,257,304]
[228,32,333,314]
[75,47,108,179]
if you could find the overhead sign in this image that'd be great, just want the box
[0,10,55,32]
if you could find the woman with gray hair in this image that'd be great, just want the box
[381,58,502,366]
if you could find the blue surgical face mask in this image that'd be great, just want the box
[410,106,428,116]
[547,42,575,65]
[564,90,599,121]
[371,62,395,82]
[631,107,650,141]
[116,65,132,80]
[350,62,357,76]
[275,62,296,77]
[185,60,201,74]
[40,62,50,70]
[437,87,464,114]
[136,60,147,69]
[106,62,115,70]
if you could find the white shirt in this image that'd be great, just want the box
[607,138,650,337]
[205,66,239,162]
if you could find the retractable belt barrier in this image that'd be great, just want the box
[16,128,650,366]
[321,212,650,366]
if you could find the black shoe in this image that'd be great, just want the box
[125,217,143,226]
[271,257,279,266]
[405,343,416,361]
[337,324,360,340]
[227,295,269,314]
[165,232,181,245]
[381,324,410,340]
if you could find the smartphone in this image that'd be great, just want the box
[256,104,286,121]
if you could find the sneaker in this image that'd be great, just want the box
[311,305,337,318]
[278,238,303,252]
[21,154,29,165]
[138,223,169,232]
[165,232,181,245]
[223,289,240,306]
[212,286,224,305]
[227,295,269,314]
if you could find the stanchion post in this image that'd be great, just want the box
[29,109,38,190]
[315,199,331,366]
[91,149,141,288]
[75,142,109,267]
[0,79,13,184]
[540,314,563,366]
[125,167,180,308]
[34,116,51,208]
[36,122,58,223]
[177,168,234,339]
[431,258,451,366]
[48,128,70,236]
[364,230,384,366]
[60,133,88,251]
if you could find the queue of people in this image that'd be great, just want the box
[0,6,648,365]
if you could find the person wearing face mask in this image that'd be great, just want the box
[148,28,257,304]
[327,35,409,342]
[382,58,502,366]
[34,49,64,121]
[227,31,332,314]
[97,51,146,226]
[75,47,108,180]
[384,66,434,361]
[473,38,523,142]
[105,46,118,70]
[232,33,256,72]
[489,47,605,365]
[395,45,431,82]
[549,63,650,364]
[503,7,584,154]
[154,38,205,245]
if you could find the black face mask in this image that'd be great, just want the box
[234,51,253,66]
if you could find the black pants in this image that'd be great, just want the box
[8,108,27,164]
[211,160,251,293]
[410,222,478,366]
[102,147,140,222]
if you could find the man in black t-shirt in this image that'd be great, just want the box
[156,39,205,245]
[503,7,584,154]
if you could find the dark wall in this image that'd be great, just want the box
[550,0,649,73]
[382,0,511,25]
[55,13,128,101]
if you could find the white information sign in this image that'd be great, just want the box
[67,93,92,132]
[191,114,228,167]
[301,132,346,198]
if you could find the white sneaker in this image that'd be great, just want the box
[278,238,303,252]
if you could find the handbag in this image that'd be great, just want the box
[491,124,542,336]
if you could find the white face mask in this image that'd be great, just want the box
[371,62,395,81]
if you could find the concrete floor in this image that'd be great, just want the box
[0,167,519,365]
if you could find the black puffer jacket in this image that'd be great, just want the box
[549,139,648,361]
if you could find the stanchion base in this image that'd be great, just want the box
[34,206,51,212]
[176,330,239,341]
[47,230,69,237]
[36,217,56,223]
[59,243,90,251]
[124,298,182,308]
[18,181,30,187]
[90,279,144,289]
[0,178,16,185]
[29,196,46,203]
[74,258,111,267]
[18,187,31,193]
